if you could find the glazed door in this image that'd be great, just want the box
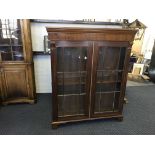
[52,41,92,121]
[0,19,24,62]
[91,41,129,117]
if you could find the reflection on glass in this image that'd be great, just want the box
[94,46,126,113]
[97,47,120,70]
[0,19,23,61]
[56,47,88,116]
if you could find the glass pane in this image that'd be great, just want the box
[96,82,121,92]
[94,46,126,114]
[0,47,13,61]
[97,47,120,70]
[13,46,24,61]
[11,35,22,45]
[118,47,126,70]
[57,47,87,72]
[57,46,88,116]
[96,70,123,82]
[95,92,114,112]
[95,92,121,112]
[0,19,24,61]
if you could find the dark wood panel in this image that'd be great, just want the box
[55,41,90,47]
[96,41,129,47]
[52,112,123,128]
[0,63,35,104]
[2,65,29,99]
[51,42,58,121]
[48,32,135,42]
[47,27,136,34]
[56,111,121,122]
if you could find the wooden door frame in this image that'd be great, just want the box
[20,19,33,63]
[90,41,130,118]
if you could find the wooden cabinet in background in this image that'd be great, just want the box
[47,27,137,128]
[0,19,36,105]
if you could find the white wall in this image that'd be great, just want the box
[33,55,51,93]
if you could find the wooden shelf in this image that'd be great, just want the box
[0,44,23,47]
[57,71,87,74]
[96,80,121,84]
[96,91,120,94]
[0,28,21,30]
[58,93,86,97]
[57,81,121,85]
[97,69,123,72]
[58,82,85,85]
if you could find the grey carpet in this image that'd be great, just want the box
[0,85,155,135]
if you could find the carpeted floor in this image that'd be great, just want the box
[0,84,155,135]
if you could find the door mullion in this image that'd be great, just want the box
[89,41,99,117]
